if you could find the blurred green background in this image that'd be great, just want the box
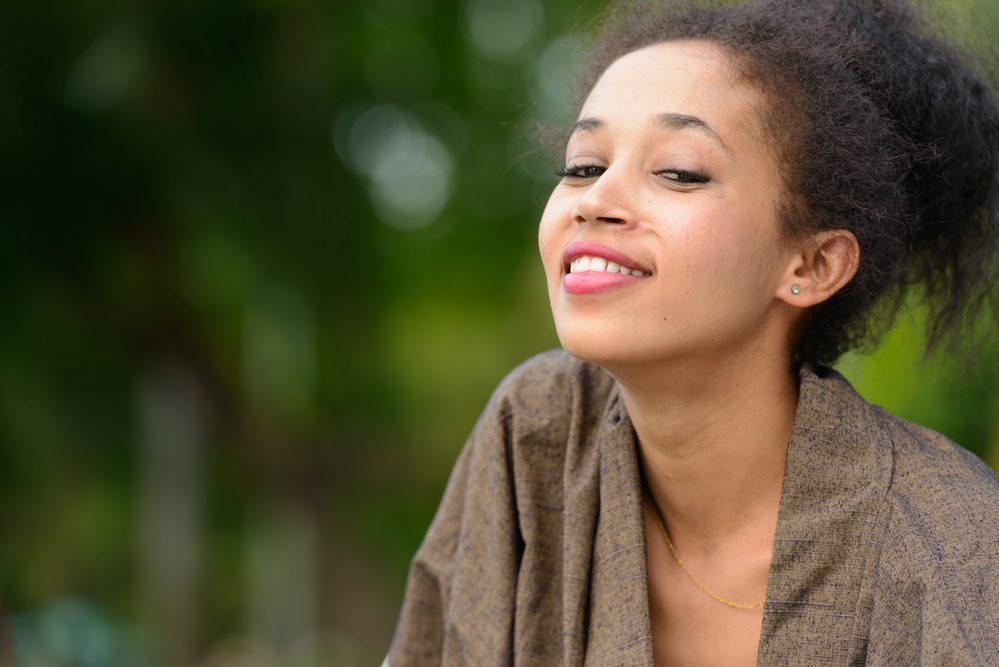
[1,0,997,665]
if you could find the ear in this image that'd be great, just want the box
[777,230,859,307]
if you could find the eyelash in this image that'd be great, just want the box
[554,164,711,184]
[554,164,603,179]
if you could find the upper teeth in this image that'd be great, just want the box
[570,255,650,276]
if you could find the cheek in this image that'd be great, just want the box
[537,217,556,273]
[537,191,570,276]
[670,204,782,294]
[664,208,739,273]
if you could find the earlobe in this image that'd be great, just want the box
[778,230,860,307]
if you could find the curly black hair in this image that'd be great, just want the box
[567,0,999,367]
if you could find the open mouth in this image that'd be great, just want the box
[561,242,652,295]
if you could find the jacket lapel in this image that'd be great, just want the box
[756,366,893,666]
[562,365,892,666]
[579,388,656,666]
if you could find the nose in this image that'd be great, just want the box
[570,168,638,227]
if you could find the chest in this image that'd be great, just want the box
[642,500,770,667]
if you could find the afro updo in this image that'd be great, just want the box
[570,0,999,367]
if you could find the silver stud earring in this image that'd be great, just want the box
[791,284,801,295]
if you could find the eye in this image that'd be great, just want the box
[658,168,711,185]
[555,164,604,180]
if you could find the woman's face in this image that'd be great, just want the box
[539,40,797,370]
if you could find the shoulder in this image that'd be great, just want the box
[493,348,615,406]
[797,369,999,653]
[857,385,999,652]
[877,404,999,588]
[879,409,999,537]
[801,366,999,517]
[446,349,618,482]
[878,409,999,595]
[798,366,999,577]
[482,348,618,434]
[822,368,999,552]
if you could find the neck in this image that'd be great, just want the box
[610,339,798,551]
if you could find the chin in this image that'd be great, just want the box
[556,324,655,371]
[555,314,741,376]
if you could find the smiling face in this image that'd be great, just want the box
[539,40,799,372]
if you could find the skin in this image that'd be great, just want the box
[538,40,859,666]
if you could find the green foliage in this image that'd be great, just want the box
[0,0,584,660]
[837,308,999,463]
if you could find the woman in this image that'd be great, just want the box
[389,0,999,663]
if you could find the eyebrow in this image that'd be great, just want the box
[655,112,726,150]
[569,113,727,151]
[569,117,604,136]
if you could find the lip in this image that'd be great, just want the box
[561,241,652,295]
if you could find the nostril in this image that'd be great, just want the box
[599,217,625,224]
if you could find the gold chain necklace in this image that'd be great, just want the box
[647,498,765,610]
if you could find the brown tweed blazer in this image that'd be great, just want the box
[389,349,999,666]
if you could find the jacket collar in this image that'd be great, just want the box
[579,366,894,665]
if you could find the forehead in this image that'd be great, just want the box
[578,40,764,147]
